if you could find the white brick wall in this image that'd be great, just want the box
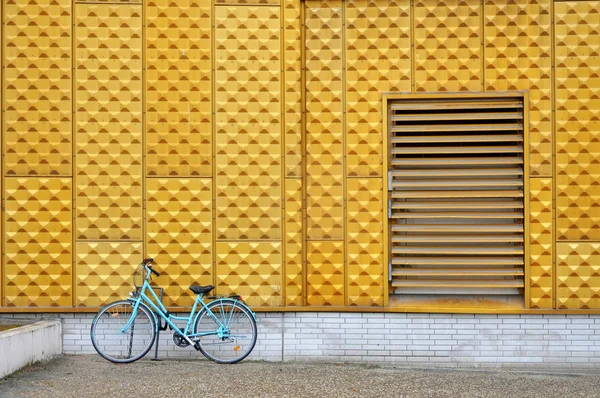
[2,312,600,367]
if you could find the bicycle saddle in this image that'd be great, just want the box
[190,285,215,295]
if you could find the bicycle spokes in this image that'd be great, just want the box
[90,301,156,363]
[194,300,257,364]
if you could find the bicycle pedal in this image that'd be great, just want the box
[193,341,201,351]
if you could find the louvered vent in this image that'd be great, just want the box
[388,96,526,296]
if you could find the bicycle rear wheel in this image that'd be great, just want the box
[194,299,257,364]
[90,300,156,363]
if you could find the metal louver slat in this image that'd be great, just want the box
[390,179,524,188]
[392,235,525,243]
[391,191,523,199]
[391,200,524,209]
[390,124,523,133]
[392,146,523,155]
[391,211,524,219]
[391,224,524,232]
[390,100,523,111]
[391,112,524,122]
[392,134,524,143]
[391,246,524,255]
[392,268,525,277]
[392,280,525,288]
[392,157,523,166]
[388,96,526,297]
[392,168,524,177]
[391,256,524,265]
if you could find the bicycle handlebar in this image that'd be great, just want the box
[142,258,161,277]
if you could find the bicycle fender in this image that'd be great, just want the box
[192,298,256,327]
[191,298,232,327]
[236,301,257,321]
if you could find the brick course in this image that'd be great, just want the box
[1,313,599,367]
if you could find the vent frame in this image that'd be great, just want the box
[382,92,530,307]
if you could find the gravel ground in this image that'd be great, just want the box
[1,355,600,398]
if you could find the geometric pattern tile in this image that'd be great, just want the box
[529,178,553,309]
[215,6,282,240]
[305,0,344,240]
[216,242,283,307]
[346,0,411,177]
[414,0,481,92]
[146,0,212,177]
[4,178,72,307]
[0,0,2,303]
[285,179,303,306]
[75,5,143,241]
[146,178,212,307]
[284,0,303,177]
[2,0,600,313]
[77,0,141,3]
[485,0,552,177]
[4,0,72,176]
[555,2,600,241]
[216,0,279,4]
[557,242,600,309]
[307,241,345,306]
[0,0,1,303]
[347,178,384,306]
[76,242,142,307]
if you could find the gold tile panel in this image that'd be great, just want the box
[306,177,343,240]
[215,0,280,5]
[146,0,212,177]
[4,0,72,176]
[414,0,481,92]
[529,178,553,309]
[305,0,344,240]
[76,242,142,307]
[0,0,2,304]
[347,178,384,306]
[215,6,282,240]
[2,0,600,313]
[307,241,344,306]
[75,4,143,241]
[484,0,552,177]
[285,179,303,306]
[146,178,212,307]
[345,0,411,177]
[216,242,283,307]
[557,242,600,309]
[284,0,303,177]
[4,178,72,307]
[77,0,141,3]
[555,2,600,241]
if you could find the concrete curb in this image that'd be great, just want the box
[0,320,62,379]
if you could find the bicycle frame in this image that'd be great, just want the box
[122,265,243,344]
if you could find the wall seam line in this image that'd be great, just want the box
[71,0,76,308]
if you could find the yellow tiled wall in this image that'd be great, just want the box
[1,0,599,311]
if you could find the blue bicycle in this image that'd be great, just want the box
[90,258,257,364]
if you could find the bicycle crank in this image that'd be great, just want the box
[173,332,190,348]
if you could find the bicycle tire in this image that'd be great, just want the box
[194,299,257,364]
[90,300,156,364]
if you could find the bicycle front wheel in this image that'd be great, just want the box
[194,299,257,364]
[90,300,156,363]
